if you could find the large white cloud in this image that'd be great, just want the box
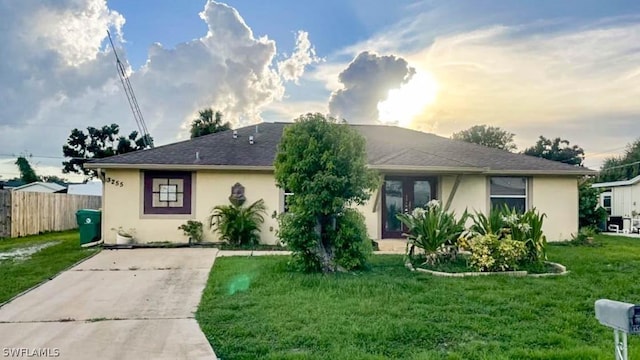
[278,31,321,83]
[0,0,316,179]
[328,51,415,123]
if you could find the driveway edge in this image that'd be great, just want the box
[0,249,102,309]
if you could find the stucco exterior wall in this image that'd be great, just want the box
[101,169,579,245]
[440,175,488,217]
[531,176,578,241]
[101,169,281,245]
[353,187,382,240]
[194,171,280,244]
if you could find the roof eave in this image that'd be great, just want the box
[368,165,487,174]
[85,163,275,171]
[483,169,596,176]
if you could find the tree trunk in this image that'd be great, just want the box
[315,215,346,273]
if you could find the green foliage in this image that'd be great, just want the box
[396,201,468,265]
[178,220,204,243]
[451,124,517,152]
[274,113,379,272]
[466,234,527,272]
[523,135,585,166]
[467,205,548,265]
[498,206,548,264]
[599,138,640,182]
[570,226,598,246]
[330,209,373,270]
[190,108,230,138]
[209,199,267,246]
[277,211,321,272]
[578,177,607,228]
[62,123,152,177]
[469,208,506,237]
[14,156,39,184]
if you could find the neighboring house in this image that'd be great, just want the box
[11,182,66,193]
[67,181,103,196]
[592,175,640,232]
[0,179,26,189]
[86,123,594,245]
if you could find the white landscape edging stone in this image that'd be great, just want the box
[406,261,569,278]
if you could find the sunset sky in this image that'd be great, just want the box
[1,0,639,181]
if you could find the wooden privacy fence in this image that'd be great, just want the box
[0,190,101,238]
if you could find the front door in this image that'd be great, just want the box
[382,177,437,238]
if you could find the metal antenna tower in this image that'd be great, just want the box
[107,30,153,148]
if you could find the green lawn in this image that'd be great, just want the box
[197,235,640,359]
[0,230,99,303]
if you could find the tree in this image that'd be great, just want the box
[599,138,640,182]
[15,156,39,184]
[62,124,152,177]
[523,136,585,166]
[451,125,517,151]
[190,108,231,138]
[274,113,379,273]
[578,177,607,229]
[41,175,68,185]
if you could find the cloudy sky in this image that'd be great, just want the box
[1,0,639,181]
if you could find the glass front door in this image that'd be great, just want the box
[382,177,436,238]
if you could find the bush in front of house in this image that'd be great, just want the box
[402,203,550,273]
[274,113,379,273]
[396,200,468,266]
[209,199,267,246]
[462,234,527,272]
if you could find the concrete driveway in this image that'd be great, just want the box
[0,248,218,360]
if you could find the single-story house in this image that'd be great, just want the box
[592,175,640,232]
[11,181,66,193]
[86,122,594,245]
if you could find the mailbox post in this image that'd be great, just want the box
[595,299,640,360]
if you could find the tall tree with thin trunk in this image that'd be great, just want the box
[15,156,39,184]
[62,123,152,178]
[190,108,231,138]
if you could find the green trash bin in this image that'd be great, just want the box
[76,209,101,245]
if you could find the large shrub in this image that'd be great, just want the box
[578,177,607,229]
[396,200,468,265]
[209,199,267,246]
[274,113,379,272]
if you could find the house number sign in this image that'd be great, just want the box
[106,177,124,187]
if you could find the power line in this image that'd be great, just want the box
[600,160,640,172]
[107,30,153,148]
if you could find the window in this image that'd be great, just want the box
[143,171,192,215]
[490,177,527,213]
[602,193,612,215]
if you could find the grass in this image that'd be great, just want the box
[197,234,640,359]
[0,230,99,304]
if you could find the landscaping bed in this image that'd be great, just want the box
[0,230,99,304]
[197,234,640,359]
[411,254,567,277]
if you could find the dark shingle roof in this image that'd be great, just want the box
[88,122,594,175]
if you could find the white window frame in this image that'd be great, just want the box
[489,177,528,211]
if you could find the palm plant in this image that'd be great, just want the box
[396,202,468,265]
[209,199,267,246]
[470,207,507,237]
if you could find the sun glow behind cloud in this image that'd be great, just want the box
[377,70,438,126]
